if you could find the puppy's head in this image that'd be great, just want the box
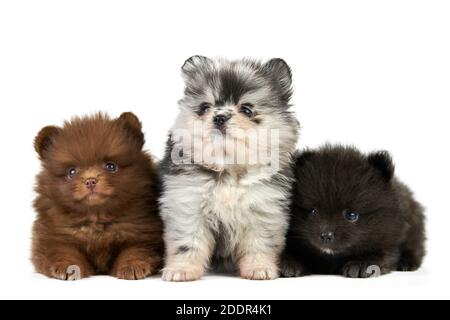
[35,112,152,211]
[290,145,403,256]
[172,56,299,172]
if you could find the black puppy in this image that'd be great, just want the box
[281,145,425,278]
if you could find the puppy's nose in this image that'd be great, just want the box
[213,115,229,129]
[84,178,98,191]
[320,232,335,243]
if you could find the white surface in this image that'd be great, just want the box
[0,0,449,300]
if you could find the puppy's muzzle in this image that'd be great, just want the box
[84,178,98,191]
[213,114,231,130]
[320,231,335,244]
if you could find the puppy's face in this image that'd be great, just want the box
[291,146,403,256]
[35,113,150,211]
[172,56,299,171]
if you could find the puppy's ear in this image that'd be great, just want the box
[117,112,145,149]
[368,151,395,182]
[181,55,213,80]
[34,126,60,158]
[263,58,293,103]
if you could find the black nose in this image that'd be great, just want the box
[320,232,335,243]
[213,115,229,128]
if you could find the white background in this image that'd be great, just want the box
[0,0,449,300]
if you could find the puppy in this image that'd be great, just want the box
[281,145,426,278]
[32,112,163,280]
[159,56,299,281]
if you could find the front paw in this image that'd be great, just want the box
[240,265,279,280]
[398,260,421,272]
[162,267,204,282]
[280,260,307,278]
[49,262,91,281]
[341,261,390,278]
[112,260,156,280]
[398,254,422,272]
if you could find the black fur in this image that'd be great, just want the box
[281,145,426,278]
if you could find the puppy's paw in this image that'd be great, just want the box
[240,266,279,280]
[49,262,91,281]
[162,267,204,282]
[397,254,422,272]
[113,260,155,280]
[397,259,421,272]
[280,260,307,278]
[341,261,389,278]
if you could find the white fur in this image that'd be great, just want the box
[322,248,335,255]
[160,57,299,281]
[160,169,290,281]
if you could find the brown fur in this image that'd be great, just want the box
[32,112,163,280]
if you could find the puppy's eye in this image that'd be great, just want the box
[67,168,77,179]
[344,211,359,222]
[240,104,254,118]
[105,162,118,172]
[198,103,211,116]
[311,208,318,216]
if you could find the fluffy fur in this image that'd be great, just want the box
[159,56,299,281]
[32,112,163,280]
[281,145,426,278]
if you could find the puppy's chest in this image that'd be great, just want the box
[69,215,128,244]
[202,174,277,222]
[204,179,250,217]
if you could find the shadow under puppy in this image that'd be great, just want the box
[282,145,425,278]
[159,56,299,281]
[32,112,163,280]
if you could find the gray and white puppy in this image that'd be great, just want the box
[159,56,299,281]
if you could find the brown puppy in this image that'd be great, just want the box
[32,112,163,280]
